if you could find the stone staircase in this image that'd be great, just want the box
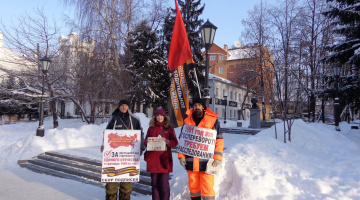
[18,150,152,196]
[220,128,261,135]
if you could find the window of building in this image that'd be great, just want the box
[239,94,241,102]
[211,54,216,60]
[223,89,225,98]
[75,106,81,115]
[230,91,233,100]
[235,92,237,100]
[230,110,233,118]
[220,55,225,60]
[216,88,219,97]
[105,104,110,114]
[219,66,224,74]
[234,111,237,118]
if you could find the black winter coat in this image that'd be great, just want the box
[105,109,145,153]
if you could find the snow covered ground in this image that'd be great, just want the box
[0,114,359,200]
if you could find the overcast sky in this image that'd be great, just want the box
[0,0,276,49]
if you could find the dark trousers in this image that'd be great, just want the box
[151,173,170,200]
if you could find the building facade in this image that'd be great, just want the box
[206,43,274,120]
[208,74,252,121]
[56,32,117,120]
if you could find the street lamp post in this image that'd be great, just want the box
[142,77,148,115]
[333,66,341,131]
[36,56,51,137]
[223,92,228,124]
[200,19,217,107]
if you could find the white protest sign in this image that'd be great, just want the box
[101,129,141,183]
[147,137,166,151]
[177,124,217,159]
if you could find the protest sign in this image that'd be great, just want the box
[177,124,217,159]
[101,129,141,183]
[147,137,166,151]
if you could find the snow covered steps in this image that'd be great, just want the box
[220,128,261,135]
[18,151,152,196]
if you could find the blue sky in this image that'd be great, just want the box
[1,0,273,49]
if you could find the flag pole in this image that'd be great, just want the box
[192,69,202,98]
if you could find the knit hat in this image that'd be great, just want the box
[118,99,130,107]
[154,109,166,118]
[192,98,206,109]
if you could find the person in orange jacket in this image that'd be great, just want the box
[178,98,224,200]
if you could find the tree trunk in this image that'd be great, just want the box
[46,76,58,128]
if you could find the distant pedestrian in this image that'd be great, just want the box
[101,99,144,200]
[346,106,350,124]
[144,109,178,200]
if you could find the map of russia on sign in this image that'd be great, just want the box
[177,124,217,159]
[101,129,141,183]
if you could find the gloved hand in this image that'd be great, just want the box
[100,145,104,153]
[212,159,221,167]
[179,157,186,169]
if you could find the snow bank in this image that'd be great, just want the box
[1,115,360,200]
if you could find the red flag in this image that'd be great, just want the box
[168,0,193,72]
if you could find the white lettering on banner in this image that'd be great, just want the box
[173,73,186,109]
[179,66,189,95]
[170,80,179,110]
[177,124,217,159]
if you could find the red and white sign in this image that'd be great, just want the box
[101,129,141,182]
[177,124,217,159]
[147,137,166,151]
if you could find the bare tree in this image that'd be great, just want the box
[63,0,147,69]
[62,0,169,115]
[268,0,304,142]
[1,8,61,128]
[298,0,333,122]
[242,0,274,121]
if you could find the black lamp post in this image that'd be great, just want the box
[333,66,341,131]
[223,92,228,124]
[36,56,51,137]
[200,19,217,107]
[142,77,148,115]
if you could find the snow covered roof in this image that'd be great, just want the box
[0,31,36,76]
[227,47,259,61]
[209,73,233,84]
[209,73,247,90]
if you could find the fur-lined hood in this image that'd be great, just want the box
[149,116,170,128]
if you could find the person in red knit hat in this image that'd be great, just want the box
[143,108,178,200]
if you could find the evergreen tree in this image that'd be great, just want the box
[163,0,205,98]
[324,0,360,69]
[0,75,39,117]
[125,20,169,109]
[323,0,360,108]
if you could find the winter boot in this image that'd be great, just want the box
[105,182,119,200]
[119,188,132,200]
[105,188,118,200]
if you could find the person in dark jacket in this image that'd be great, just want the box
[144,109,178,200]
[102,99,144,200]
